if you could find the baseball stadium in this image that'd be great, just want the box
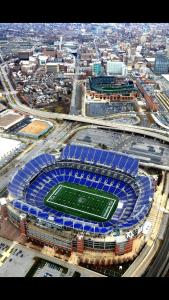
[89,76,138,95]
[86,76,138,117]
[7,143,154,265]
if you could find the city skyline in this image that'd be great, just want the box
[0,22,169,278]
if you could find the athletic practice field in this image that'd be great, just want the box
[44,182,119,222]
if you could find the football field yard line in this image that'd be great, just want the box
[53,183,116,202]
[46,184,116,220]
[47,197,109,219]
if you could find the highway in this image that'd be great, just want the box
[81,80,86,116]
[69,50,80,115]
[0,121,74,192]
[1,53,169,277]
[145,219,169,277]
[0,48,4,63]
[1,62,169,144]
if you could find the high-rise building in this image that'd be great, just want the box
[59,36,63,51]
[106,61,127,76]
[18,50,33,60]
[154,52,169,74]
[92,62,102,76]
[140,34,147,45]
[46,62,59,73]
[166,38,169,58]
[96,26,103,35]
[43,47,56,57]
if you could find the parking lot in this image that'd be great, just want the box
[0,238,103,277]
[0,239,35,277]
[33,260,68,277]
[70,128,169,167]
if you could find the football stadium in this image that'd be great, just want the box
[7,143,154,264]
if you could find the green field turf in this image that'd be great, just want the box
[44,182,119,222]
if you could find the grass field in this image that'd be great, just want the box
[44,182,119,222]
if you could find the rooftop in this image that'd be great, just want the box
[161,74,169,82]
[145,57,155,62]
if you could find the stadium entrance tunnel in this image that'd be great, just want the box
[44,182,119,222]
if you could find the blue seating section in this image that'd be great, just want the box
[11,171,153,234]
[8,153,57,198]
[117,175,153,228]
[60,144,138,177]
[9,146,153,234]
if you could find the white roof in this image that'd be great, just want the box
[19,60,30,65]
[136,45,142,52]
[162,74,169,82]
[107,61,123,65]
[0,137,22,160]
[39,55,48,61]
[46,62,58,66]
[135,52,142,57]
[145,57,155,62]
[0,198,7,205]
[29,56,37,62]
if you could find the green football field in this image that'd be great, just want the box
[44,182,119,222]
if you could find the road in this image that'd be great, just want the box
[0,48,4,63]
[145,219,169,277]
[0,236,104,277]
[1,62,169,143]
[0,121,74,192]
[69,51,80,115]
[93,38,100,60]
[81,80,86,116]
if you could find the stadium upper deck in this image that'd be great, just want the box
[8,144,153,235]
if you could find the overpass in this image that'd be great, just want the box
[1,63,169,145]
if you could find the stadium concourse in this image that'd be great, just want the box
[6,144,154,263]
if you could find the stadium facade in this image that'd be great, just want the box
[6,144,154,264]
[89,76,138,96]
[86,76,138,117]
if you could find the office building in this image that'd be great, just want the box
[154,53,169,74]
[166,38,169,58]
[106,61,127,76]
[46,62,59,73]
[92,62,102,76]
[18,50,33,60]
[38,55,48,66]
